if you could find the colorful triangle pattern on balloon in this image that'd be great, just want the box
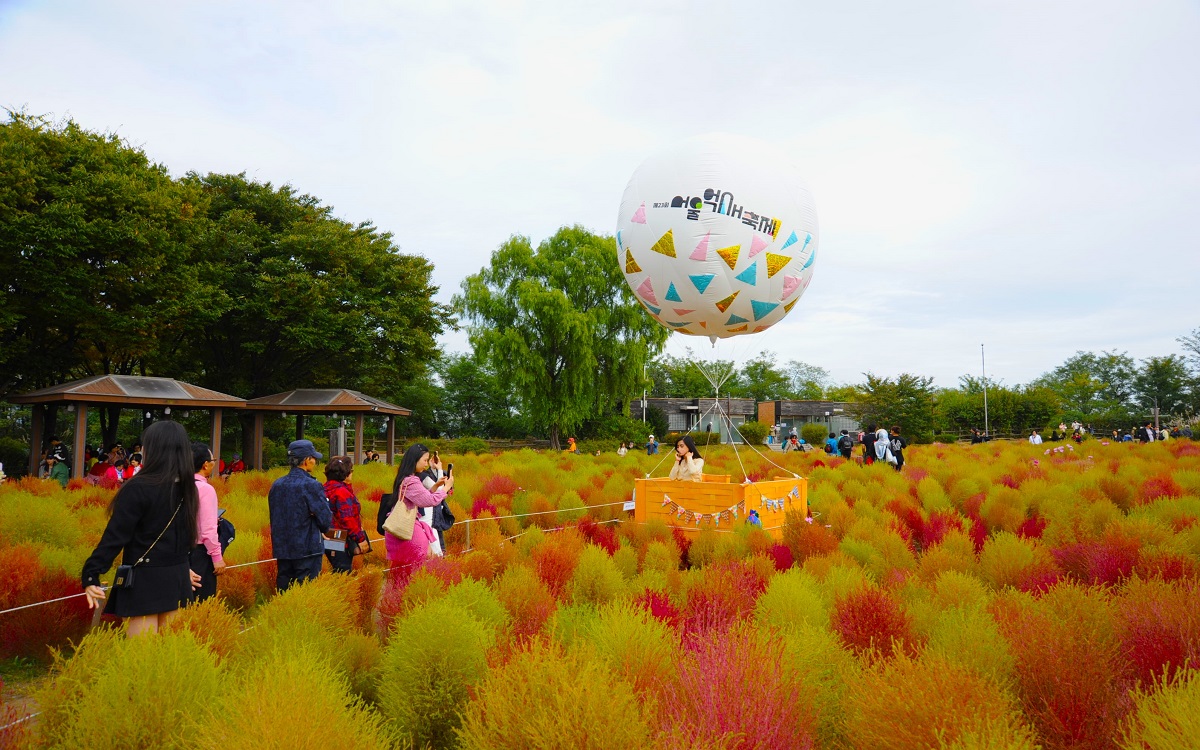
[667,321,690,328]
[753,325,769,333]
[714,291,739,313]
[690,233,710,261]
[766,253,790,278]
[735,262,757,286]
[780,230,799,251]
[673,308,695,316]
[665,283,682,302]
[751,300,779,321]
[781,275,800,298]
[625,249,641,274]
[716,244,740,270]
[637,277,658,305]
[748,235,768,258]
[800,245,817,271]
[644,303,661,315]
[783,298,798,313]
[651,229,676,257]
[631,203,647,224]
[727,324,748,333]
[726,313,748,325]
[616,231,623,250]
[689,274,715,294]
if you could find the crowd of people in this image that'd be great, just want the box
[79,432,457,636]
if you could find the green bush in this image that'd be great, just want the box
[377,597,497,748]
[0,436,29,477]
[933,433,961,444]
[36,628,220,749]
[738,420,770,445]
[455,436,490,454]
[801,423,830,447]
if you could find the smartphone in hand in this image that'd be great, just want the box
[446,463,454,477]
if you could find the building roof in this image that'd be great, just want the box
[243,389,411,416]
[11,375,246,408]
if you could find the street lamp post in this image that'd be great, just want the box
[981,344,990,439]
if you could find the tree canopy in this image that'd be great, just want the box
[456,226,668,448]
[0,114,452,422]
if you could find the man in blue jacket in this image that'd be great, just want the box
[268,439,333,592]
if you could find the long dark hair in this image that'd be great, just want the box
[676,434,701,461]
[111,421,199,538]
[392,443,429,496]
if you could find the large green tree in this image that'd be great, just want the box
[1030,350,1137,425]
[850,373,938,442]
[176,173,453,400]
[434,353,530,439]
[1133,355,1193,418]
[456,226,668,448]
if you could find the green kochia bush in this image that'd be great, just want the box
[36,628,221,749]
[377,597,497,749]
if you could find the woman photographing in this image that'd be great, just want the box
[378,443,453,582]
[669,435,705,482]
[81,421,201,636]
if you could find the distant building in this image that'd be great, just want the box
[759,400,860,438]
[631,397,757,444]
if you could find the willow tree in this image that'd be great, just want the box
[456,226,668,448]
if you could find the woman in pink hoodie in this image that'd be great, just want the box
[378,443,453,585]
[189,442,225,602]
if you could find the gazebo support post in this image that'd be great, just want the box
[28,404,46,476]
[354,414,365,464]
[386,415,395,464]
[296,415,305,442]
[210,409,223,467]
[72,404,89,481]
[251,413,265,470]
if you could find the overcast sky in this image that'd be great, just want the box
[3,0,1197,388]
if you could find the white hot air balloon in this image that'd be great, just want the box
[616,135,819,343]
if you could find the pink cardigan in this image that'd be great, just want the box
[385,474,448,556]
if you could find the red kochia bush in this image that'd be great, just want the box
[1115,579,1200,686]
[634,590,680,630]
[671,527,693,568]
[783,516,839,563]
[831,586,920,659]
[0,544,92,660]
[679,562,768,644]
[576,518,619,555]
[1137,473,1184,504]
[656,627,815,749]
[1052,530,1141,587]
[472,474,520,504]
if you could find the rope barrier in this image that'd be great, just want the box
[0,711,40,733]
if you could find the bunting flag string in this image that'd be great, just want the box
[656,495,783,527]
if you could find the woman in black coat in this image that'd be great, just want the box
[82,421,201,636]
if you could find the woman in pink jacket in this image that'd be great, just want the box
[378,443,453,585]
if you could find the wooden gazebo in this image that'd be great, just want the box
[10,376,247,479]
[241,389,411,469]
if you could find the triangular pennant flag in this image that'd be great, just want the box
[800,246,817,271]
[625,249,641,274]
[714,291,739,313]
[689,274,715,294]
[637,277,658,304]
[673,308,695,315]
[766,253,790,278]
[749,235,768,257]
[735,261,758,286]
[727,324,748,333]
[781,275,800,298]
[690,233,710,261]
[726,313,748,325]
[631,203,647,224]
[665,282,682,302]
[716,244,740,270]
[651,229,676,258]
[751,300,779,321]
[780,230,799,251]
[783,298,798,313]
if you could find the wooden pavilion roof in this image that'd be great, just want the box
[10,375,246,408]
[242,389,411,416]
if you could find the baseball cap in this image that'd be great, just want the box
[287,439,323,460]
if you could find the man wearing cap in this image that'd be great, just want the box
[268,439,333,592]
[46,449,70,488]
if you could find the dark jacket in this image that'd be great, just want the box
[268,467,332,559]
[81,480,192,588]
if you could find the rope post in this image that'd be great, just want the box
[465,519,471,551]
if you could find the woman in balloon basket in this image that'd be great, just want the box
[669,435,705,482]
